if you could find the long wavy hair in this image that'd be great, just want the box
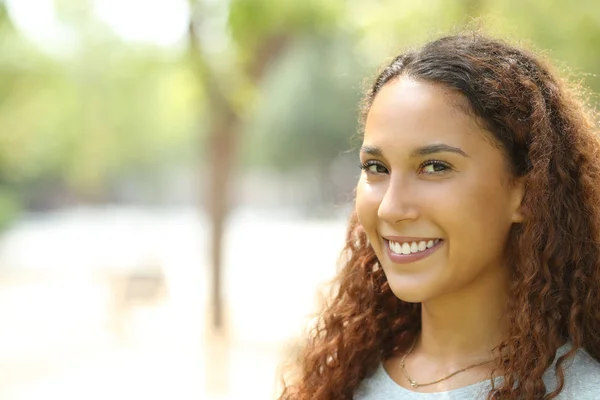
[278,33,600,399]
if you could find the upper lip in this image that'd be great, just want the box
[383,235,442,243]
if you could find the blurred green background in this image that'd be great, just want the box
[0,1,598,399]
[0,0,598,223]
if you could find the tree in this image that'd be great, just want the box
[189,0,342,331]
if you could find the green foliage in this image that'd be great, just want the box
[0,9,203,202]
[243,35,365,170]
[228,0,342,51]
[484,0,600,96]
[0,0,597,214]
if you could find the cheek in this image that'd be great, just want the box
[440,180,514,254]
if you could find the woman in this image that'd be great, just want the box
[278,33,600,399]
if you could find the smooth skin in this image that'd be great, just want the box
[355,77,525,392]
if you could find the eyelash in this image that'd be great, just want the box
[359,159,453,175]
[359,160,388,174]
[420,160,452,174]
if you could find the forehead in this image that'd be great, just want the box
[364,77,482,150]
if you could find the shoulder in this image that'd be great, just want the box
[354,364,391,400]
[544,346,600,398]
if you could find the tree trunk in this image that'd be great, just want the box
[187,1,290,334]
[207,110,237,331]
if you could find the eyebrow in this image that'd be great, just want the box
[360,144,469,158]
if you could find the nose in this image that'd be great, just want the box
[377,175,420,224]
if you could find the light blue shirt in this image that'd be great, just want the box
[354,343,600,399]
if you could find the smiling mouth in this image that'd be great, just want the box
[383,238,444,264]
[388,239,441,255]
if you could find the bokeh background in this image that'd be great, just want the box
[0,1,598,399]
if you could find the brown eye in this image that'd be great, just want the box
[361,160,389,174]
[420,160,452,174]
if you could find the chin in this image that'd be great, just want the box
[385,274,435,304]
[390,289,428,304]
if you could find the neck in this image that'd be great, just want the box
[417,264,510,362]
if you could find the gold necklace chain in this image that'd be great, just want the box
[399,339,496,389]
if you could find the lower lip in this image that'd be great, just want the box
[385,239,443,264]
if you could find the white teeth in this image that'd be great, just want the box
[389,239,440,255]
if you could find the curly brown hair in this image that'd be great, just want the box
[278,33,600,399]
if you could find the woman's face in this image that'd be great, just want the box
[356,77,524,303]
